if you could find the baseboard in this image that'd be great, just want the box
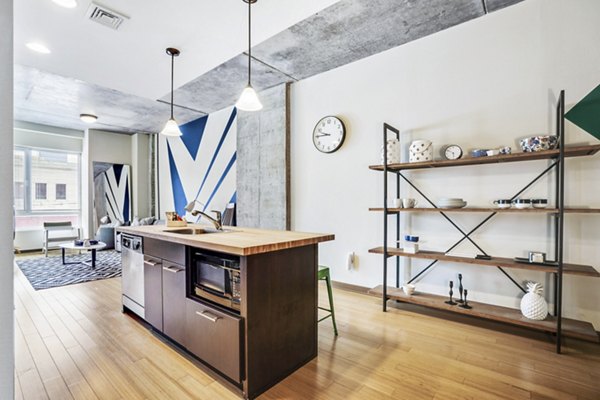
[330,280,371,295]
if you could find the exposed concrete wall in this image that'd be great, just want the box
[173,0,524,118]
[14,121,83,152]
[15,65,204,134]
[0,0,14,397]
[237,83,290,230]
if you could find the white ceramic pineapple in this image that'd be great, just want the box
[520,282,548,320]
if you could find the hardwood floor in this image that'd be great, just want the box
[13,261,600,399]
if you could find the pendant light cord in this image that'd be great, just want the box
[248,0,251,85]
[170,52,175,119]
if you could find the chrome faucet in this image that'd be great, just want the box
[185,200,223,230]
[191,209,222,230]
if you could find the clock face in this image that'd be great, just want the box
[444,145,463,160]
[312,116,346,153]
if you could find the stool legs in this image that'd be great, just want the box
[318,268,338,336]
[325,274,338,336]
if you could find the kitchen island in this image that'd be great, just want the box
[117,224,334,400]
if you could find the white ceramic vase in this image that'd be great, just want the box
[409,140,433,163]
[381,138,400,164]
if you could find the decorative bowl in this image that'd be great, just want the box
[470,149,489,158]
[519,135,558,152]
[439,201,467,209]
[532,199,549,209]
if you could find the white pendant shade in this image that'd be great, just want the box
[236,85,263,112]
[161,47,182,137]
[160,118,183,137]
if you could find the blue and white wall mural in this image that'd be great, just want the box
[158,106,237,222]
[93,162,131,226]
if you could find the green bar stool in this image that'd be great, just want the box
[317,265,338,336]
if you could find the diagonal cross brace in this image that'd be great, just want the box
[400,160,559,293]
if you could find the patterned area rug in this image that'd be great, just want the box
[16,250,122,290]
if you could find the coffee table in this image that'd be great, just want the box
[59,242,106,269]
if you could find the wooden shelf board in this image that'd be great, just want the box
[368,247,600,277]
[564,208,600,214]
[368,207,600,214]
[369,144,600,172]
[369,285,599,343]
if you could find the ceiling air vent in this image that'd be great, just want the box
[86,2,129,30]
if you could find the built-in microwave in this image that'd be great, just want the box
[190,250,241,312]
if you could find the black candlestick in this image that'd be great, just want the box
[457,273,464,304]
[445,280,457,305]
[459,289,472,309]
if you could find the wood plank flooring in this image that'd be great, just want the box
[13,260,600,399]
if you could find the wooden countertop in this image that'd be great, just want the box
[116,224,334,256]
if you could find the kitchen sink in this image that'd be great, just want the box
[164,228,230,235]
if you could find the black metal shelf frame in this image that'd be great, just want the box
[380,91,567,353]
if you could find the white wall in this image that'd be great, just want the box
[0,0,14,397]
[83,130,152,237]
[291,0,600,326]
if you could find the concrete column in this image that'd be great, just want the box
[81,129,91,237]
[131,133,150,218]
[0,0,14,398]
[237,83,290,230]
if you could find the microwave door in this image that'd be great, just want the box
[198,263,227,295]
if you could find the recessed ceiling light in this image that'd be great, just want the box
[52,0,78,8]
[80,114,98,123]
[26,42,51,54]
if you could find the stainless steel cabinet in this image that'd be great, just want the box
[143,255,163,331]
[186,299,242,383]
[162,262,187,346]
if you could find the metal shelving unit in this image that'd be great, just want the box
[372,91,600,353]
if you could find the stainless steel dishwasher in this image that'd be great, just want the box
[121,234,145,318]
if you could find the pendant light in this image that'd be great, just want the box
[160,47,183,137]
[235,0,263,111]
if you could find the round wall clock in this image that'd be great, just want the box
[442,144,463,160]
[312,116,346,153]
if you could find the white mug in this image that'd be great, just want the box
[403,284,416,296]
[402,198,418,208]
[392,198,402,208]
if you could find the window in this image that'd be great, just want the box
[14,182,24,206]
[35,183,47,200]
[30,150,79,211]
[13,147,81,230]
[14,150,25,210]
[56,183,67,200]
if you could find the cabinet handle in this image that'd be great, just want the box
[144,260,161,266]
[196,311,220,323]
[163,266,183,274]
